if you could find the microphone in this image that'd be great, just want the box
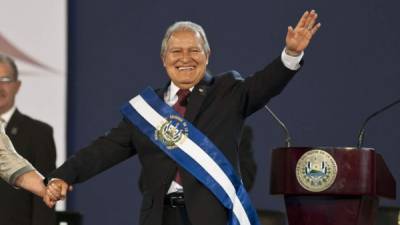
[264,105,292,147]
[357,97,400,148]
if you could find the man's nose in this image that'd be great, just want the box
[181,51,190,63]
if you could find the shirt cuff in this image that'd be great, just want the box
[281,48,304,71]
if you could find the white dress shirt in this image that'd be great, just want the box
[0,106,16,130]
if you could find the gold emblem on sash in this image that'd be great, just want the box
[296,149,338,192]
[155,115,188,149]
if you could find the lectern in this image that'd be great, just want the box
[270,147,396,225]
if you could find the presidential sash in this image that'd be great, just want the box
[121,87,260,225]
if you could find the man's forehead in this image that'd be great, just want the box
[167,31,203,47]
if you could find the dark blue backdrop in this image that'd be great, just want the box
[67,0,400,224]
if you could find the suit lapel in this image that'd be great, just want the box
[184,73,213,123]
[156,73,213,123]
[155,79,171,100]
[6,109,22,137]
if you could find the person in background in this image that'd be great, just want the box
[0,54,57,225]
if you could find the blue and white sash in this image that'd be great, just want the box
[121,87,260,225]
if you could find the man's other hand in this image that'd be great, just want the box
[43,178,73,208]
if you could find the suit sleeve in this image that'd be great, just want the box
[240,57,301,117]
[31,125,57,225]
[48,118,137,185]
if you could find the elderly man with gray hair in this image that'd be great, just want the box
[46,10,321,225]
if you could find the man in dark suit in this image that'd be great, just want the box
[45,10,321,225]
[0,54,57,225]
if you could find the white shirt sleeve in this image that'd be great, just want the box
[281,48,304,71]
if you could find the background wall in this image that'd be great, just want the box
[0,0,67,209]
[67,0,400,224]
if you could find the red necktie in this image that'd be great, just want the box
[173,89,190,116]
[172,89,190,185]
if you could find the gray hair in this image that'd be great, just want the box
[0,54,18,80]
[160,21,210,57]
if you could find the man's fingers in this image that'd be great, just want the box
[48,183,63,199]
[48,179,71,200]
[295,11,309,29]
[306,17,316,30]
[304,10,317,30]
[310,23,321,35]
[42,179,72,208]
[295,9,319,31]
[46,187,58,200]
[287,26,294,39]
[43,194,56,208]
[60,183,69,199]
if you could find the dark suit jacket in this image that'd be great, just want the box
[0,109,57,225]
[239,125,257,192]
[49,57,299,225]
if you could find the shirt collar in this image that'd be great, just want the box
[1,106,16,124]
[167,81,194,101]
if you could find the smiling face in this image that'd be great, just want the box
[162,30,209,89]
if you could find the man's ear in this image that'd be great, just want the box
[161,55,166,67]
[15,80,21,94]
[206,50,211,65]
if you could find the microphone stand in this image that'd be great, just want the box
[357,97,400,148]
[264,105,292,147]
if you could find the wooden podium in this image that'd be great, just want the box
[270,147,396,225]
